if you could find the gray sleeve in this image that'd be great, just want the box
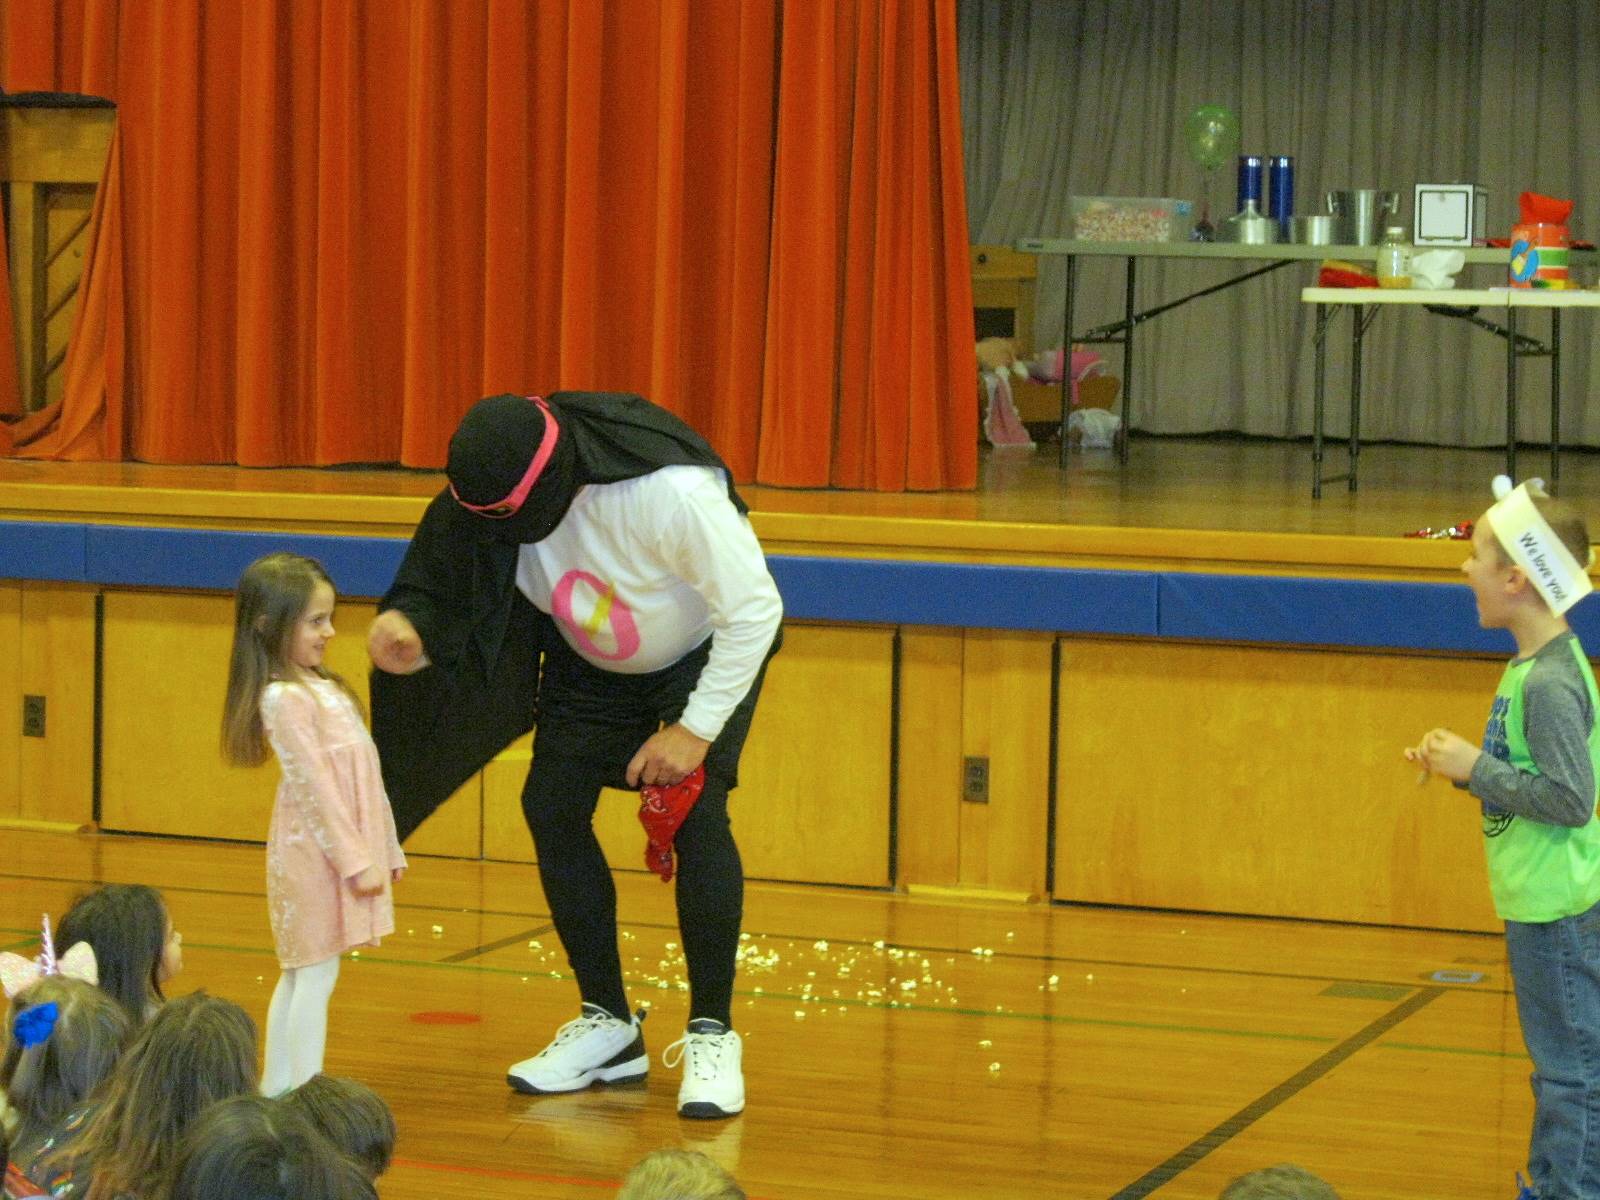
[1468,645,1596,827]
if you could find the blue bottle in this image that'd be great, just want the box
[1267,155,1294,235]
[1237,155,1264,213]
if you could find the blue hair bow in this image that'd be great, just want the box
[14,1000,60,1048]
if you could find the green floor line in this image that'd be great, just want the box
[1380,1040,1529,1061]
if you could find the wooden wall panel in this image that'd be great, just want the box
[955,629,1054,898]
[0,583,20,821]
[99,591,478,857]
[896,627,965,887]
[1055,638,1504,931]
[481,624,894,888]
[12,583,95,828]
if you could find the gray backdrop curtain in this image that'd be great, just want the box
[958,0,1600,448]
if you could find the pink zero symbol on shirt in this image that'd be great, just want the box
[550,570,640,661]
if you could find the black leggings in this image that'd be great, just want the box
[520,632,776,1029]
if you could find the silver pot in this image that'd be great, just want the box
[1325,190,1399,246]
[1290,214,1336,245]
[1216,201,1278,244]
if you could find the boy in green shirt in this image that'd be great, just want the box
[1407,480,1599,1200]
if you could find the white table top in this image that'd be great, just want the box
[1301,286,1600,307]
[1018,238,1595,266]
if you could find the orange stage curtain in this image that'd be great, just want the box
[0,0,977,490]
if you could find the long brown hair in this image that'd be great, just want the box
[57,884,172,1025]
[221,552,356,766]
[45,991,259,1200]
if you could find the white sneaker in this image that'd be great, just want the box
[663,1019,744,1119]
[506,1004,648,1094]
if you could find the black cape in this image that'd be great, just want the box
[372,391,747,841]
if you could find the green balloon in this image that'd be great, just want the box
[1184,105,1240,172]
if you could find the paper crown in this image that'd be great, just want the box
[1487,475,1594,616]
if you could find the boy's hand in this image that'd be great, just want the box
[1402,743,1431,784]
[1407,727,1481,785]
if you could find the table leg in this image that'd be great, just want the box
[1349,305,1363,492]
[1312,303,1327,500]
[1507,307,1518,481]
[1058,254,1078,468]
[1120,256,1136,465]
[1551,308,1561,490]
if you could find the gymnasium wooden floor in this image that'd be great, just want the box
[6,434,1592,1198]
[0,827,1531,1200]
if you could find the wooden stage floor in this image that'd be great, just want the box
[5,433,1590,578]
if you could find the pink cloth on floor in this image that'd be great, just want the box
[982,372,1034,448]
[261,678,407,968]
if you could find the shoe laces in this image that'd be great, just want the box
[663,1029,736,1079]
[539,1008,621,1057]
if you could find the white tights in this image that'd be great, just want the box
[260,955,341,1096]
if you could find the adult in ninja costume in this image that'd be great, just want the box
[367,392,782,1120]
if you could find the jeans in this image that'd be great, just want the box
[1506,893,1600,1200]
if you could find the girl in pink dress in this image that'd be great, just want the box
[221,553,406,1095]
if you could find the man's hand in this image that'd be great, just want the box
[626,723,711,788]
[367,610,425,674]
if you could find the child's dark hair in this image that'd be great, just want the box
[158,1095,377,1200]
[282,1074,396,1180]
[3,977,132,1145]
[222,552,357,767]
[43,990,259,1200]
[56,884,170,1025]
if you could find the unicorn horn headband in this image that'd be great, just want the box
[0,914,99,999]
[1487,475,1595,617]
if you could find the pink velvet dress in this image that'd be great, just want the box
[260,678,407,968]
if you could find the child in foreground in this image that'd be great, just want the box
[1405,479,1600,1200]
[222,553,406,1095]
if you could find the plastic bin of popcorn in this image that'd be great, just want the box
[1069,197,1194,243]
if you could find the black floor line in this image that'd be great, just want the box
[441,924,557,963]
[1107,985,1446,1200]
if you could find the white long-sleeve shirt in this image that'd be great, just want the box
[515,465,783,740]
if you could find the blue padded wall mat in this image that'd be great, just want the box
[5,519,1600,655]
[766,555,1159,634]
[0,521,87,582]
[1155,571,1600,655]
[84,526,408,597]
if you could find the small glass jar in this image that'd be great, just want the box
[1376,224,1412,288]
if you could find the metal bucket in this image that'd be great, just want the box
[1325,190,1399,246]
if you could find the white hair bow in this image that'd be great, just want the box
[0,915,99,999]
